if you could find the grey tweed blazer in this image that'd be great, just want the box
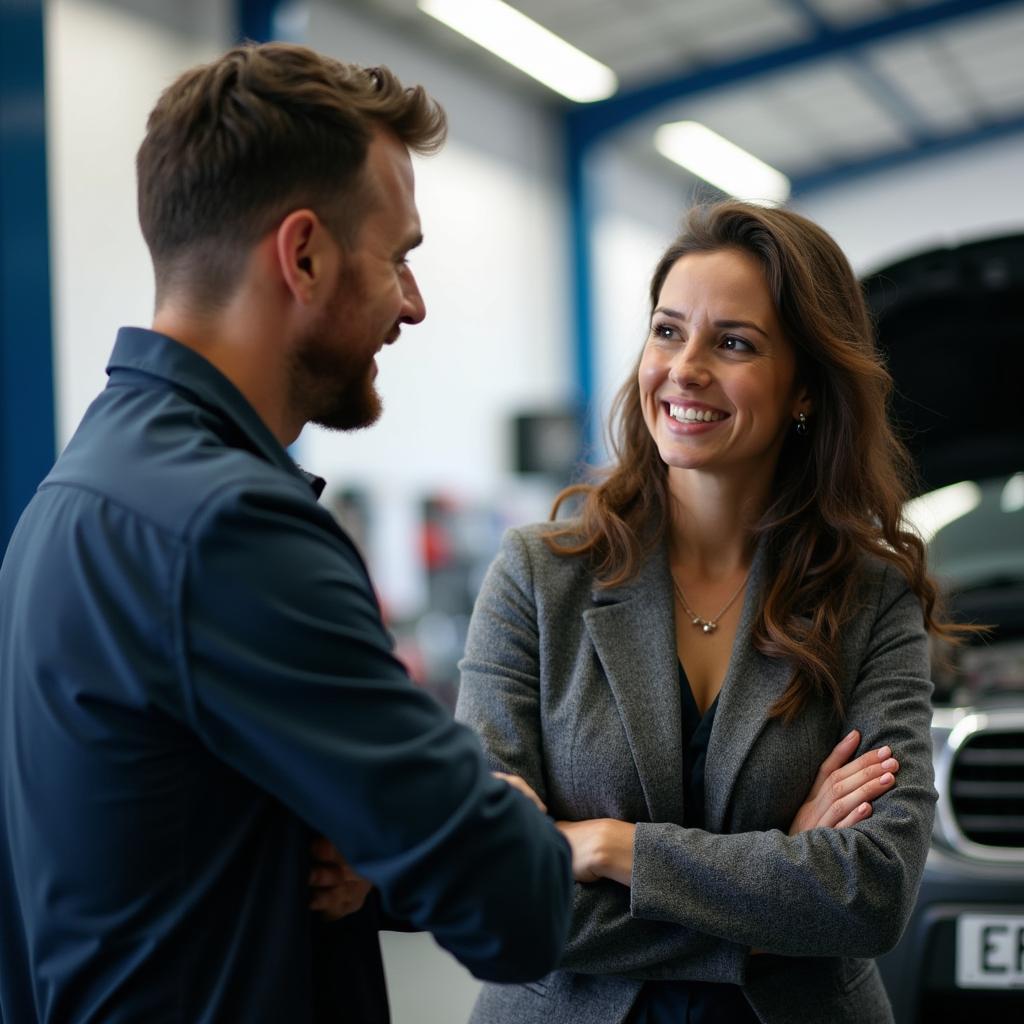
[455,523,936,1024]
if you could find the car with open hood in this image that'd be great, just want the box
[864,233,1024,1024]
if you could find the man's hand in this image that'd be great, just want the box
[788,729,900,835]
[308,836,372,921]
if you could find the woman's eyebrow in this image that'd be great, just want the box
[715,318,769,338]
[652,305,685,319]
[652,307,769,339]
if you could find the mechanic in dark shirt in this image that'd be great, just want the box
[0,42,572,1023]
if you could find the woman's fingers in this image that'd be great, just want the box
[827,745,895,789]
[819,760,898,827]
[493,771,547,813]
[790,736,901,834]
[813,729,860,785]
[827,753,899,803]
[834,801,873,830]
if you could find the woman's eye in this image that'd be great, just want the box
[651,323,676,339]
[722,335,754,353]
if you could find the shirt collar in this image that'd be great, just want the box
[107,327,324,498]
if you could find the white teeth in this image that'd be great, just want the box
[668,403,724,423]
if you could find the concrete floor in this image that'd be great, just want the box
[381,930,483,1024]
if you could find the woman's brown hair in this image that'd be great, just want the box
[548,200,962,720]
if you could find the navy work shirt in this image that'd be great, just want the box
[0,328,572,1023]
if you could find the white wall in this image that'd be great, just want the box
[45,0,233,445]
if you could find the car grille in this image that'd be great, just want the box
[950,729,1024,848]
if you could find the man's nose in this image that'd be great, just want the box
[401,270,426,325]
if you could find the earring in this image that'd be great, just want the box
[795,411,808,436]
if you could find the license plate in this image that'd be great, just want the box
[956,914,1024,988]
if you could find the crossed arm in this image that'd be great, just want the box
[554,728,900,886]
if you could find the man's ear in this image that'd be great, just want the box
[274,209,334,305]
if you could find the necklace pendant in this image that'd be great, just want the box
[691,617,702,627]
[702,621,717,635]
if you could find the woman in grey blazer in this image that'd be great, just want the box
[456,203,964,1023]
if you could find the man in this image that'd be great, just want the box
[0,43,572,1023]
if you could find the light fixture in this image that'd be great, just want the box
[1000,472,1024,513]
[654,121,791,205]
[418,0,617,103]
[903,480,983,545]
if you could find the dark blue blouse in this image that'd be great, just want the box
[625,663,760,1024]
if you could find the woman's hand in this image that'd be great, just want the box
[493,771,547,813]
[308,836,373,920]
[555,819,635,886]
[788,729,900,836]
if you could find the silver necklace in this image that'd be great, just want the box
[671,572,749,635]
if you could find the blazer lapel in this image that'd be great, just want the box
[704,544,793,832]
[583,546,685,825]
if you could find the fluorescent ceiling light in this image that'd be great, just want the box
[1001,472,1024,513]
[418,0,617,103]
[654,121,791,205]
[903,480,982,545]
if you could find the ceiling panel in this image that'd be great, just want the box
[765,62,912,158]
[668,3,811,65]
[605,39,693,87]
[866,36,981,134]
[938,5,1024,119]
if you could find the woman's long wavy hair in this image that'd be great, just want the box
[548,201,960,721]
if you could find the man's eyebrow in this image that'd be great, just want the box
[652,307,769,338]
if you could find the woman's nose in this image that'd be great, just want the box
[669,344,710,388]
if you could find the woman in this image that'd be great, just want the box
[455,202,956,1023]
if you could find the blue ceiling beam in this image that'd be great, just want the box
[1,0,55,555]
[565,0,1022,147]
[237,0,280,43]
[791,108,1024,195]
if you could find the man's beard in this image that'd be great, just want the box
[288,275,384,432]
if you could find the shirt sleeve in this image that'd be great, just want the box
[629,563,937,958]
[173,478,572,983]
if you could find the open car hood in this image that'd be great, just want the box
[863,233,1024,496]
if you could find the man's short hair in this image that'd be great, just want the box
[136,42,446,310]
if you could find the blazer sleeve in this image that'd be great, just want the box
[457,529,748,983]
[630,562,937,958]
[176,483,573,983]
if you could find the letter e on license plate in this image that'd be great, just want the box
[956,914,1024,988]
